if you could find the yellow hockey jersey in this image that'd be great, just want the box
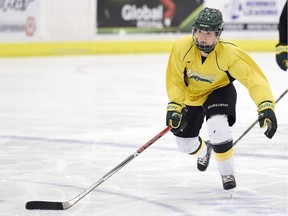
[166,35,275,107]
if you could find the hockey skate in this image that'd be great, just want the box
[197,140,212,171]
[221,175,236,190]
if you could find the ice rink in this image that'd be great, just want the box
[0,52,287,216]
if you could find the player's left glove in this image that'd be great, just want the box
[275,43,288,71]
[258,101,277,139]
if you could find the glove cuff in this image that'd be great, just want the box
[167,102,183,113]
[258,101,275,112]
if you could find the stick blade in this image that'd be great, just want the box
[25,201,64,210]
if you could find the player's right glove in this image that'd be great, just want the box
[166,102,187,135]
[275,43,288,71]
[258,101,277,139]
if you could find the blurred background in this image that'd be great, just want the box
[0,1,287,215]
[0,0,286,56]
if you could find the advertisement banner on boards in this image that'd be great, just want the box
[205,0,286,31]
[97,0,204,34]
[0,0,40,39]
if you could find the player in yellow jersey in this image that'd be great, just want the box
[165,7,277,190]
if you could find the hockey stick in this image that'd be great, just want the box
[233,89,288,146]
[25,126,171,210]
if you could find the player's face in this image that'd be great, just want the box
[194,29,217,46]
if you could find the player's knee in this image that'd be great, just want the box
[207,115,234,161]
[175,136,201,154]
[207,114,232,143]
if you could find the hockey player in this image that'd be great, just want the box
[165,7,277,190]
[276,1,287,71]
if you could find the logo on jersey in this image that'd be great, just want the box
[186,69,215,84]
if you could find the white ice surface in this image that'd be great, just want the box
[0,52,287,216]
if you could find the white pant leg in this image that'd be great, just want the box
[175,136,202,154]
[206,114,234,175]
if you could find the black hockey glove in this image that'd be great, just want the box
[166,102,187,135]
[258,101,277,139]
[276,43,288,71]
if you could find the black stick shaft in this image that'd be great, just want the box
[26,126,171,210]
